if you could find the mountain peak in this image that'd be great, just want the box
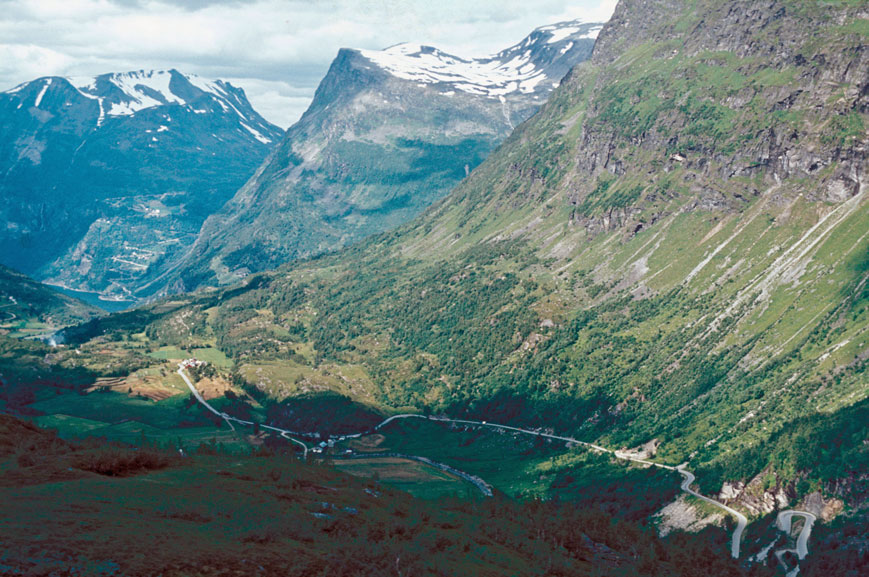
[357,20,604,99]
[0,67,285,295]
[519,19,604,47]
[4,69,273,138]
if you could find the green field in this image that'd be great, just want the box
[333,457,481,499]
[34,414,109,435]
[191,347,233,368]
[29,389,251,452]
[146,346,191,361]
[90,422,245,452]
[338,419,680,519]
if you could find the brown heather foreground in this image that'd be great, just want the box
[0,414,768,577]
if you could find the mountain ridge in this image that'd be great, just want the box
[0,69,283,302]
[4,69,278,141]
[157,20,603,294]
[355,20,603,100]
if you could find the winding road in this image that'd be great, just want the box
[375,414,748,557]
[176,371,814,561]
[676,466,747,559]
[177,366,308,458]
[777,510,816,560]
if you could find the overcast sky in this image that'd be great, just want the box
[0,0,617,128]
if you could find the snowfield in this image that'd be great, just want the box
[359,20,603,98]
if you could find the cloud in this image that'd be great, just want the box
[0,44,75,86]
[223,77,313,128]
[0,0,616,127]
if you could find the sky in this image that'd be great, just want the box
[0,0,617,128]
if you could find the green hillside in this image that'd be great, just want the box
[0,265,102,338]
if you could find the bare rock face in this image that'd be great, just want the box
[718,469,794,516]
[802,491,844,522]
[620,438,660,460]
[559,0,867,240]
[719,481,745,502]
[656,494,724,536]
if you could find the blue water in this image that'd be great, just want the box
[52,285,136,313]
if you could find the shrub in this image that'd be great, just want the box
[73,447,173,476]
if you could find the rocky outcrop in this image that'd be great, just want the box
[717,469,794,516]
[802,491,844,522]
[655,494,724,536]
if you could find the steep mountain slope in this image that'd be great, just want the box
[0,265,101,337]
[164,21,602,292]
[0,70,282,302]
[65,0,866,502]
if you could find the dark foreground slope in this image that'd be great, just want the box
[63,0,866,509]
[0,413,757,577]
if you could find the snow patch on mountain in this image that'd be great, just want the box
[64,70,253,123]
[358,20,602,99]
[539,23,603,43]
[240,122,272,144]
[359,43,549,97]
[70,71,185,117]
[105,70,185,116]
[186,75,229,100]
[33,79,52,108]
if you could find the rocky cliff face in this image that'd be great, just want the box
[559,0,866,220]
[162,21,602,292]
[0,70,282,302]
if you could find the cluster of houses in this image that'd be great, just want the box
[310,439,355,456]
[179,358,207,369]
[310,439,335,454]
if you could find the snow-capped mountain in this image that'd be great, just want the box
[0,69,283,302]
[358,21,603,98]
[6,69,278,143]
[164,20,602,294]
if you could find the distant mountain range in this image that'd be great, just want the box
[159,20,602,293]
[0,69,283,302]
